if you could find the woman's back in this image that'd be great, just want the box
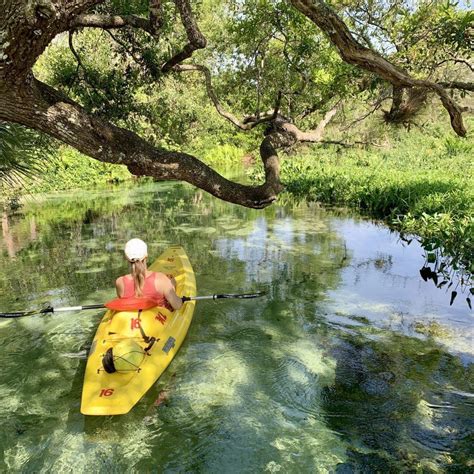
[119,272,166,305]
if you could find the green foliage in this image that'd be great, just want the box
[435,3,474,51]
[26,146,132,194]
[270,124,473,279]
[198,143,247,168]
[339,0,472,78]
[0,122,53,210]
[216,0,357,119]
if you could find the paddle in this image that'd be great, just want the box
[0,292,266,318]
[182,291,266,301]
[0,304,106,319]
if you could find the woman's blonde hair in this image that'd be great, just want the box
[130,258,147,296]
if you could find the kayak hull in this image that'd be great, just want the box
[80,245,196,415]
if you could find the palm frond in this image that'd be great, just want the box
[0,122,54,188]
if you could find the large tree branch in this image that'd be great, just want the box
[289,0,467,137]
[0,79,281,208]
[161,0,207,73]
[70,13,153,33]
[71,0,163,36]
[438,81,474,92]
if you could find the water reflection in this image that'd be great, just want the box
[0,182,472,472]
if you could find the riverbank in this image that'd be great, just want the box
[273,129,473,292]
[29,146,133,194]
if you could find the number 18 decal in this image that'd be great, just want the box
[99,388,114,397]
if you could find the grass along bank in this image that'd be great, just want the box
[274,130,473,299]
[23,143,252,196]
[29,146,133,194]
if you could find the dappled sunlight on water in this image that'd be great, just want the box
[0,182,472,472]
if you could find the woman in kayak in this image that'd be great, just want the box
[116,238,183,310]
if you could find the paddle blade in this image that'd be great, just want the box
[0,310,40,318]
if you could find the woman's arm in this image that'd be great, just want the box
[164,287,183,311]
[157,274,183,310]
[115,277,125,298]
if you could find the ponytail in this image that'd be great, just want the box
[130,259,147,296]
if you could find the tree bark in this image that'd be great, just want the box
[161,0,207,72]
[384,86,428,124]
[0,1,104,83]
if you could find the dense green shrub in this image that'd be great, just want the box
[27,146,132,194]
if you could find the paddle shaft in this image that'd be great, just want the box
[0,293,264,318]
[182,292,265,301]
[50,304,105,312]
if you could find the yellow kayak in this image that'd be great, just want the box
[80,245,196,415]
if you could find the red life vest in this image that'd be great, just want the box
[105,297,157,311]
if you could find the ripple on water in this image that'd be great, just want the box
[271,356,321,419]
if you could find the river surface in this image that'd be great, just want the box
[0,182,472,473]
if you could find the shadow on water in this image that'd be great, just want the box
[322,330,474,472]
[0,181,472,472]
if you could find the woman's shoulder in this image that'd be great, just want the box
[150,271,167,279]
[116,274,132,281]
[151,271,173,284]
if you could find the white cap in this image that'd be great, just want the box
[124,238,147,261]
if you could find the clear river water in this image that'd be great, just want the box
[0,181,472,472]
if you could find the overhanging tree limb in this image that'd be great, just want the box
[0,79,280,208]
[438,81,474,92]
[71,14,153,33]
[289,0,467,137]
